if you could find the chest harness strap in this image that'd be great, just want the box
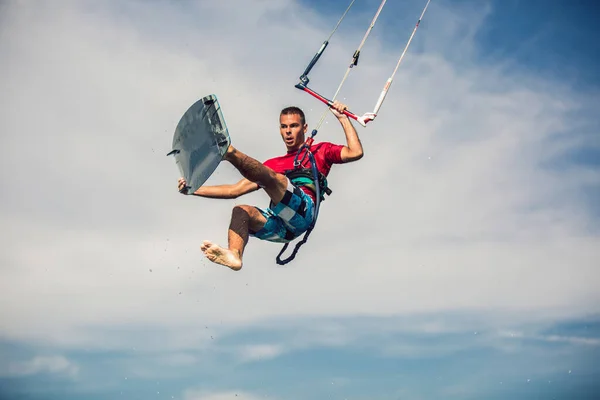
[275,137,331,265]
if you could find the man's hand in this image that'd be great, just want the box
[177,177,189,194]
[329,100,349,120]
[332,100,364,163]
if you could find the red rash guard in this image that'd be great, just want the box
[263,142,345,203]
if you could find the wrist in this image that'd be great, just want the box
[338,115,351,124]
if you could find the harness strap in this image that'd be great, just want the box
[285,168,332,200]
[275,147,323,265]
[275,229,313,266]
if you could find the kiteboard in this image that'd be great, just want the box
[167,94,231,195]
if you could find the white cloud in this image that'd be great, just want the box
[498,330,600,346]
[4,355,78,378]
[539,335,600,346]
[0,0,598,355]
[184,389,272,400]
[236,344,285,362]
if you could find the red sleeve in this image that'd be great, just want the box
[323,142,345,164]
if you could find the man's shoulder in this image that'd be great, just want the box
[312,141,345,155]
[311,141,343,151]
[311,141,345,164]
[262,141,344,168]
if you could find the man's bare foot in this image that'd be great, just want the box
[200,240,242,270]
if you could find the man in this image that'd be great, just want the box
[177,100,363,270]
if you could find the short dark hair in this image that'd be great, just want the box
[280,106,305,125]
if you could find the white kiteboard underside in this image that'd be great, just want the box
[168,94,231,195]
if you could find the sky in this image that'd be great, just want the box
[0,0,599,399]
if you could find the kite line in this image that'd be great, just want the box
[276,0,432,264]
[295,0,432,130]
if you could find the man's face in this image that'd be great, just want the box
[279,113,307,151]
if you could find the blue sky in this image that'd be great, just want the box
[300,0,600,87]
[472,0,600,89]
[1,315,599,399]
[1,0,599,399]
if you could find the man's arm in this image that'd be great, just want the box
[331,101,364,163]
[189,178,259,199]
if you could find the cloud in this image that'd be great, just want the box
[184,389,272,400]
[3,355,78,378]
[0,0,598,361]
[539,335,600,346]
[236,344,285,362]
[499,331,600,346]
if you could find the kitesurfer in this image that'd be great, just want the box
[177,101,363,270]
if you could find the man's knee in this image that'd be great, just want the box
[274,173,288,189]
[258,168,287,189]
[231,205,265,232]
[231,204,254,221]
[232,204,254,215]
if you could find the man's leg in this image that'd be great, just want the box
[224,145,288,205]
[201,145,289,270]
[201,205,266,271]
